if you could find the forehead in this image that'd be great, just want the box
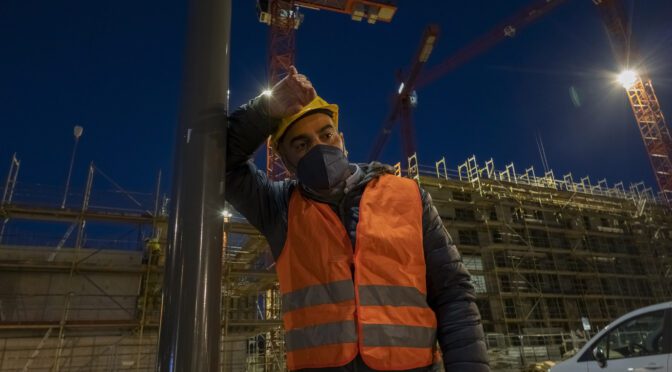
[284,112,335,140]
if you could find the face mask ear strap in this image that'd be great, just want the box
[341,134,348,158]
[275,146,298,174]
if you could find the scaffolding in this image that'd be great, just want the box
[426,154,671,368]
[1,152,671,370]
[0,154,166,371]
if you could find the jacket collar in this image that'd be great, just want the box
[300,162,395,205]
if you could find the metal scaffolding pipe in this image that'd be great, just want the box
[157,0,230,370]
[0,153,20,244]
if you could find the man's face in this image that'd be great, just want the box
[277,112,344,173]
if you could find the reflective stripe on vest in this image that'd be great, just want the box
[277,174,437,370]
[282,280,355,313]
[285,320,357,352]
[359,285,429,308]
[362,324,436,348]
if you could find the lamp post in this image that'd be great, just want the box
[61,125,83,209]
[157,0,231,369]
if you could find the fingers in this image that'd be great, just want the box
[306,86,317,102]
[288,72,316,105]
[271,66,317,115]
[297,78,315,104]
[301,83,316,104]
[292,73,308,86]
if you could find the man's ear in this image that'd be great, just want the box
[340,132,348,158]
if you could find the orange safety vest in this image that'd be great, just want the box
[276,174,438,370]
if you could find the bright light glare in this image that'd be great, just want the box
[617,70,638,89]
[221,210,233,218]
[262,89,273,97]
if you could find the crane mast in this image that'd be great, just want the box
[595,0,672,203]
[264,0,298,181]
[623,77,672,203]
[258,0,397,180]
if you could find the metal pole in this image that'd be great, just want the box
[2,153,20,205]
[52,162,93,371]
[0,153,20,245]
[136,245,153,372]
[157,0,230,369]
[153,170,162,219]
[221,212,232,371]
[52,292,72,372]
[61,126,83,209]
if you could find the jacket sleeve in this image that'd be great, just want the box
[421,188,490,372]
[225,96,291,259]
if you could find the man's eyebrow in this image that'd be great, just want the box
[318,124,335,133]
[289,134,311,146]
[288,124,335,146]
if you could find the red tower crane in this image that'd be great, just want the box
[368,0,569,162]
[368,24,439,163]
[595,0,672,204]
[258,0,397,180]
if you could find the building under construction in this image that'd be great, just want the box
[1,152,670,371]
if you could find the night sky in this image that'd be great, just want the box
[2,0,672,200]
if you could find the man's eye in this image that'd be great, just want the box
[294,142,307,151]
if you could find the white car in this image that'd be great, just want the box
[552,301,671,372]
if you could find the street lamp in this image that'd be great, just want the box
[61,125,83,209]
[617,69,638,89]
[221,209,233,222]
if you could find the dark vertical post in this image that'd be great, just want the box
[157,0,230,370]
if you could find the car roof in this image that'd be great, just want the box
[604,301,672,331]
[572,302,672,358]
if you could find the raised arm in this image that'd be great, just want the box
[225,66,316,257]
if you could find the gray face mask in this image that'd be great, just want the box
[296,144,350,191]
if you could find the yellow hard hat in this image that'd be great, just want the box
[271,96,339,148]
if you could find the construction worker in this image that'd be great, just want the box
[226,66,489,372]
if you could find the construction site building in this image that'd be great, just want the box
[1,154,671,370]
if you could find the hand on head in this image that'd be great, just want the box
[267,66,317,119]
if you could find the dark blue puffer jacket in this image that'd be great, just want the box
[225,97,490,372]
